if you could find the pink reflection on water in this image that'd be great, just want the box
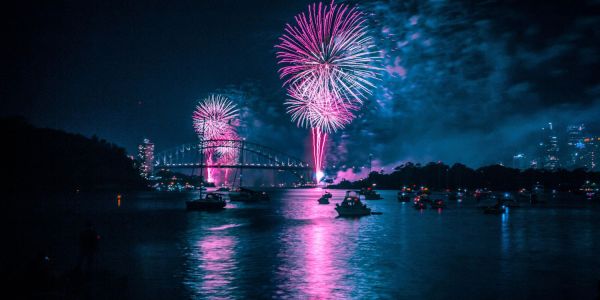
[186,234,236,296]
[199,235,235,292]
[305,225,331,297]
[299,221,353,298]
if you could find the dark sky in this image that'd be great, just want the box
[3,0,600,171]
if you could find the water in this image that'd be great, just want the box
[9,189,600,299]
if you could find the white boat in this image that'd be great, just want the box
[335,191,371,217]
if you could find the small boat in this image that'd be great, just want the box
[359,187,383,200]
[529,183,547,203]
[228,187,270,202]
[474,188,493,202]
[413,195,427,209]
[397,191,413,202]
[414,200,427,210]
[447,189,466,201]
[430,199,445,209]
[581,181,600,201]
[500,193,520,208]
[335,191,371,217]
[517,188,531,201]
[502,199,520,208]
[483,204,505,214]
[318,192,332,204]
[186,193,226,210]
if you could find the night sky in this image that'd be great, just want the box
[3,0,600,172]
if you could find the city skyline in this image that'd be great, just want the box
[3,0,600,170]
[508,122,599,171]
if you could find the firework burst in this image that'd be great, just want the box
[286,80,357,133]
[193,94,239,140]
[276,1,380,103]
[192,94,240,183]
[276,1,380,181]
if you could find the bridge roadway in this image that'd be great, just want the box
[158,162,312,171]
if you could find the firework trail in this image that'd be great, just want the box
[193,94,240,183]
[216,130,239,184]
[276,1,380,181]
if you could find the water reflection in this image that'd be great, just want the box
[304,224,341,298]
[275,219,355,298]
[184,223,238,298]
[501,207,510,254]
[174,189,600,299]
[272,189,360,298]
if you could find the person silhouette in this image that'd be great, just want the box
[77,221,100,274]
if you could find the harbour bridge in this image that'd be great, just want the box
[154,139,312,173]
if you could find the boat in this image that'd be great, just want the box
[579,181,599,199]
[186,192,226,210]
[500,192,520,208]
[318,192,332,204]
[359,187,383,200]
[335,191,371,217]
[397,191,414,202]
[447,189,467,201]
[228,187,270,202]
[530,183,547,204]
[413,195,427,209]
[517,188,531,201]
[430,199,445,209]
[502,199,520,208]
[474,188,493,202]
[414,201,427,209]
[483,204,505,214]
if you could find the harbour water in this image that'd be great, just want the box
[8,189,600,299]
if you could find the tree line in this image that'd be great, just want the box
[331,162,600,191]
[4,117,147,192]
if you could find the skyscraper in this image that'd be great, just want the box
[566,124,585,168]
[138,138,154,178]
[581,136,599,171]
[512,153,526,169]
[539,123,560,170]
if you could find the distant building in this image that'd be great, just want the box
[512,153,526,169]
[529,159,539,169]
[581,136,599,171]
[539,122,560,170]
[565,124,585,168]
[138,138,154,178]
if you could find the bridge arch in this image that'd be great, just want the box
[153,139,312,171]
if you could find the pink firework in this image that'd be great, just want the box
[192,94,239,183]
[193,94,239,140]
[286,79,358,133]
[276,1,379,181]
[276,1,380,103]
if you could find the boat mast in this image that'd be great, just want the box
[239,138,244,187]
[199,118,205,188]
